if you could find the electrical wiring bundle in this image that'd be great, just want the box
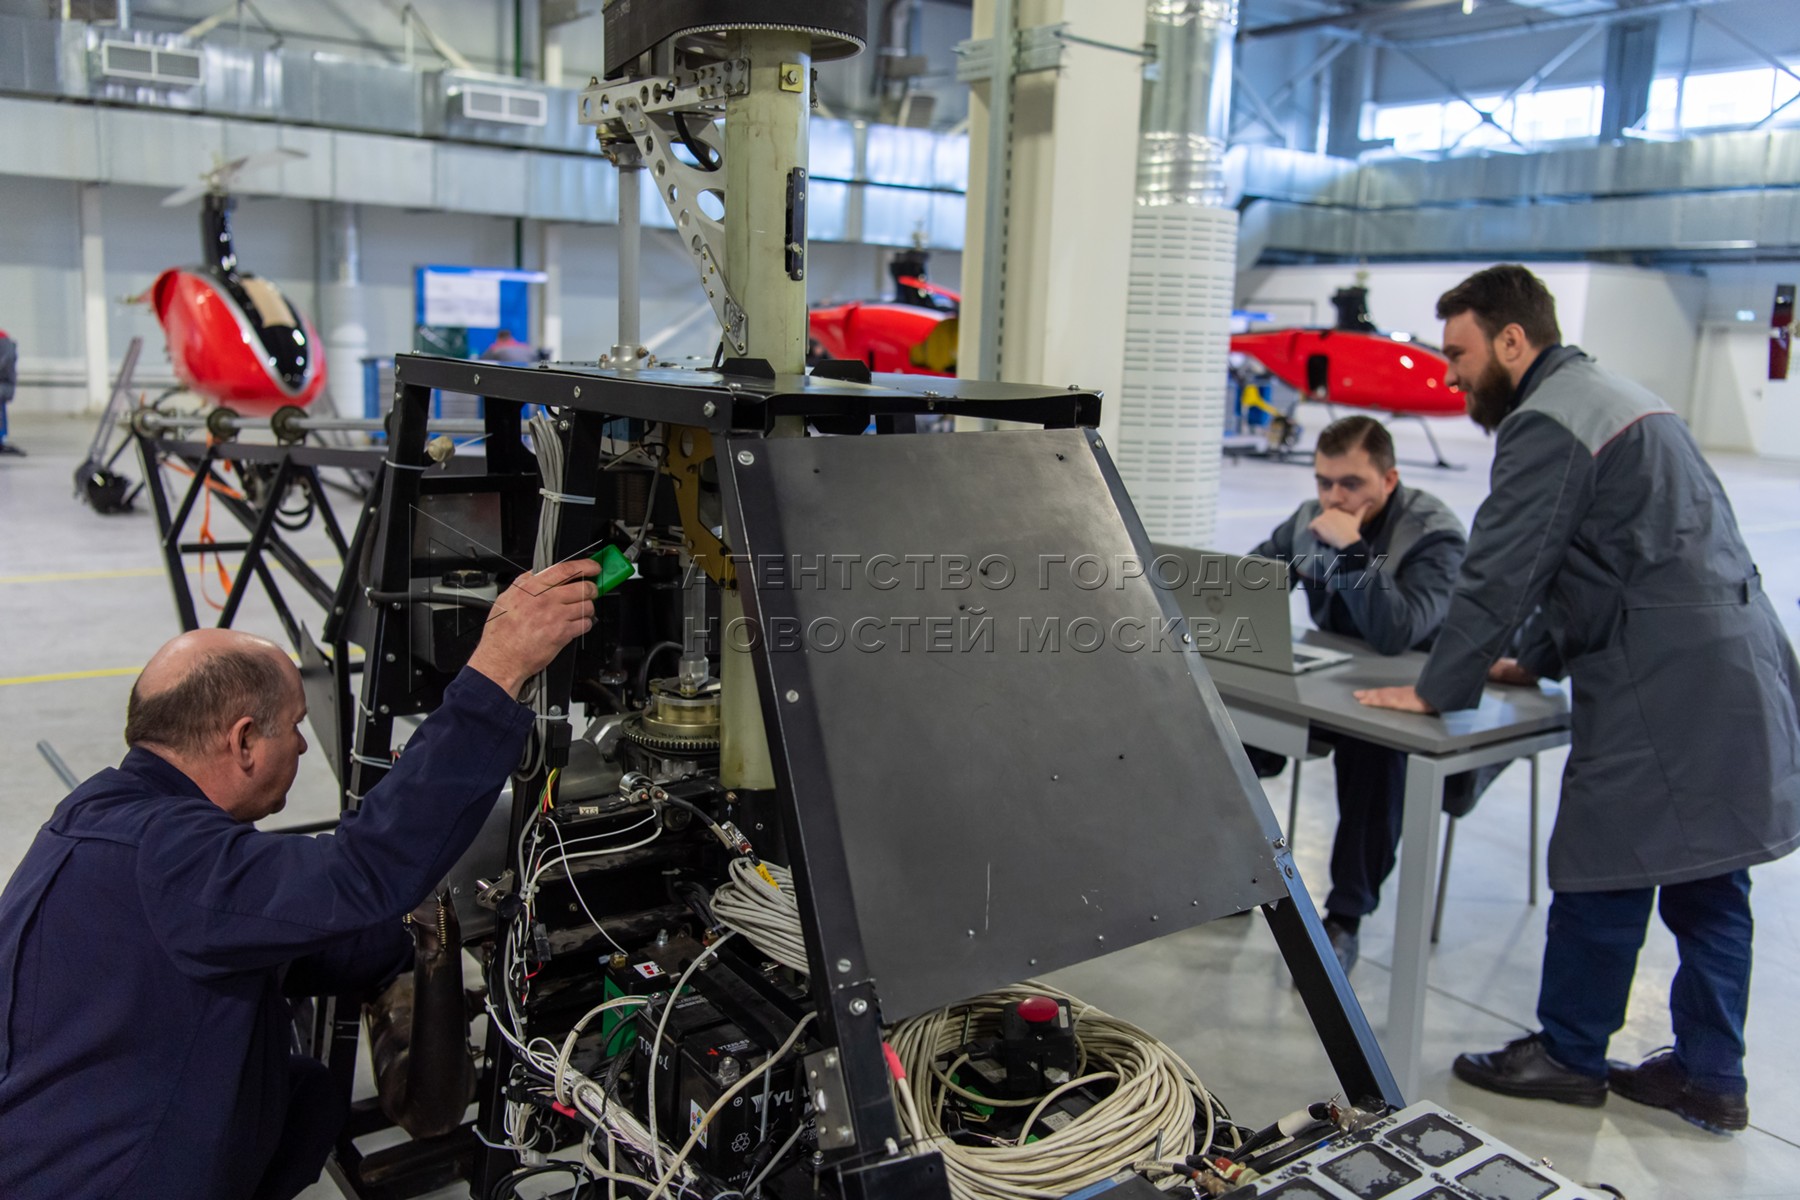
[885,983,1233,1200]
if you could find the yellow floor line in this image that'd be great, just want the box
[1,557,340,585]
[0,666,143,687]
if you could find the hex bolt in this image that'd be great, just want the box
[703,401,717,417]
[848,999,869,1016]
[472,373,480,386]
[737,450,755,465]
[379,705,390,714]
[573,386,582,398]
[1274,837,1288,850]
[384,653,396,663]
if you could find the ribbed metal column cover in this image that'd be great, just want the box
[1115,0,1239,548]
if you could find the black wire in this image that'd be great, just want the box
[486,1162,596,1200]
[367,589,495,610]
[673,111,722,171]
[637,641,683,695]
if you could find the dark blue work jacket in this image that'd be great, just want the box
[0,668,530,1198]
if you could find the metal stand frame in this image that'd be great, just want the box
[320,354,1402,1200]
[132,431,377,642]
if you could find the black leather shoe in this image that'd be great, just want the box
[1323,918,1359,975]
[1608,1050,1748,1134]
[1452,1034,1607,1106]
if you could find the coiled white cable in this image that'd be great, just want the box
[886,983,1218,1200]
[711,858,810,974]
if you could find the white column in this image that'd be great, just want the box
[958,0,1141,427]
[80,184,110,413]
[542,22,564,86]
[317,201,369,418]
[539,221,564,360]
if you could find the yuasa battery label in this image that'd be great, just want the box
[634,961,665,979]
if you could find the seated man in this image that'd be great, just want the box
[0,557,599,1200]
[1247,415,1469,973]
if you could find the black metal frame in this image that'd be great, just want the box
[320,353,1399,1199]
[133,431,378,644]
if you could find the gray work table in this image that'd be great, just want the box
[1206,630,1572,1098]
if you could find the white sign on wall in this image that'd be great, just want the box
[422,271,502,328]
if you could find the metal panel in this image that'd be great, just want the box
[332,131,434,207]
[0,96,100,181]
[311,55,421,136]
[100,106,224,189]
[198,44,273,117]
[721,427,1289,1020]
[435,143,530,216]
[524,152,617,222]
[0,15,67,97]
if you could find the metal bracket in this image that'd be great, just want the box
[582,80,751,357]
[804,1047,857,1151]
[955,23,1067,83]
[576,59,750,128]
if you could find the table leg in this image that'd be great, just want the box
[1387,752,1446,1100]
[1528,755,1540,906]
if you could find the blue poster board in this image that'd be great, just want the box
[415,266,547,358]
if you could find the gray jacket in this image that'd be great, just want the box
[1418,346,1800,891]
[1253,485,1468,655]
[0,334,16,406]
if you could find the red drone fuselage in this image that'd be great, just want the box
[149,193,326,415]
[1230,328,1465,418]
[808,301,954,377]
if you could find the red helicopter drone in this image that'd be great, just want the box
[807,248,959,376]
[1229,285,1466,467]
[150,149,328,415]
[77,152,328,514]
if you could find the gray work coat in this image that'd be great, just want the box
[1417,346,1800,892]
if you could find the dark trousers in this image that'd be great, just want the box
[1246,737,1493,921]
[1325,737,1408,920]
[253,1054,349,1200]
[1537,870,1753,1091]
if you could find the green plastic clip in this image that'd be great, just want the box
[592,544,635,596]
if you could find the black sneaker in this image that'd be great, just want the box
[1452,1033,1607,1107]
[1322,917,1359,975]
[1608,1049,1748,1134]
[0,442,24,457]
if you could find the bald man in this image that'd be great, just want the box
[0,558,599,1200]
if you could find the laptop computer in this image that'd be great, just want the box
[1150,543,1353,675]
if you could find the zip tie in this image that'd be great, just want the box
[383,459,430,471]
[350,751,393,769]
[539,488,596,505]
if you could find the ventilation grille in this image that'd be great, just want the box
[99,40,203,88]
[452,85,548,127]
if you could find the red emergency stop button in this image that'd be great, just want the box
[1017,996,1059,1024]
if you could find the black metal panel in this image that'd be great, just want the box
[390,355,1101,435]
[719,427,1290,1021]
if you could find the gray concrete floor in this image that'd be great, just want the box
[3,409,1799,1199]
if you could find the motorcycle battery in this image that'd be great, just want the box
[676,1022,799,1188]
[633,990,726,1130]
[601,954,678,1058]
